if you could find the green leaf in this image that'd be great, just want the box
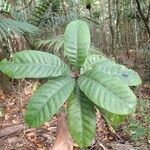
[81,54,108,73]
[0,50,70,78]
[78,70,137,115]
[95,62,142,87]
[64,20,91,70]
[67,87,96,148]
[25,76,75,127]
[98,107,126,128]
[81,55,142,86]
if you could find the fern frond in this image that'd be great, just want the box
[37,34,64,54]
[28,0,51,26]
[0,18,39,41]
[40,11,78,27]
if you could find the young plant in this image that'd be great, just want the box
[0,20,142,148]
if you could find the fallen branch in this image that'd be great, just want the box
[0,124,24,138]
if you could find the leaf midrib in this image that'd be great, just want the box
[4,62,69,70]
[75,89,85,143]
[76,22,79,68]
[31,78,73,118]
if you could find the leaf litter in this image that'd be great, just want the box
[0,80,149,150]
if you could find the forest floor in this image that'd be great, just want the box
[0,52,150,150]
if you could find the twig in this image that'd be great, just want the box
[12,85,23,96]
[98,142,108,150]
[23,128,35,148]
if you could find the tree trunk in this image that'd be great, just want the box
[108,0,116,59]
[116,0,120,53]
[133,0,139,67]
[135,0,150,38]
[52,113,73,150]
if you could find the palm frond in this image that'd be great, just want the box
[28,0,51,26]
[29,0,78,27]
[40,11,78,27]
[36,34,64,54]
[0,18,39,41]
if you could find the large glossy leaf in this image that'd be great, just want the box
[78,70,137,115]
[81,55,142,86]
[25,76,75,127]
[0,50,70,78]
[67,87,96,148]
[64,20,91,70]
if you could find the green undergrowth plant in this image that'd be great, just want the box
[0,18,39,41]
[125,99,150,141]
[0,20,142,148]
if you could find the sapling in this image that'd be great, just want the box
[0,20,142,148]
